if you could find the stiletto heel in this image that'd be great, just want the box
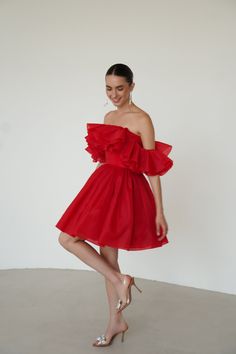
[133,279,142,293]
[121,330,125,342]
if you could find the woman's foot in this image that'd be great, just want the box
[114,274,133,312]
[92,317,128,346]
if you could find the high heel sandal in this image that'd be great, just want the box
[116,275,142,312]
[92,328,128,347]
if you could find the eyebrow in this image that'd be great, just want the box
[106,85,124,88]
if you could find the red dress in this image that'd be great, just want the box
[55,123,174,251]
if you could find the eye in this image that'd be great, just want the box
[106,87,124,91]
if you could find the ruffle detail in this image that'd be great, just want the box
[122,139,173,176]
[85,123,124,163]
[85,123,173,176]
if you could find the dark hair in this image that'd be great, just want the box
[105,63,133,85]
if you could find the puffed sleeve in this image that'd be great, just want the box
[121,139,173,176]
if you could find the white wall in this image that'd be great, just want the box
[0,0,235,295]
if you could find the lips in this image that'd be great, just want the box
[112,98,121,103]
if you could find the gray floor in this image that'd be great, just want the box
[1,269,236,354]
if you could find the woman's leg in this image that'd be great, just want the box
[58,232,130,307]
[98,245,128,341]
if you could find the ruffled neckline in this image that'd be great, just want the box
[85,121,173,176]
[87,122,141,141]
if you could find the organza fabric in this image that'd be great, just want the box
[55,123,173,251]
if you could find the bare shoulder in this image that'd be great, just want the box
[137,112,155,136]
[103,110,116,124]
[137,112,156,149]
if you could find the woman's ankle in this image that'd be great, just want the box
[111,271,123,286]
[109,315,127,326]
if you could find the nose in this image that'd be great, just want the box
[109,90,117,97]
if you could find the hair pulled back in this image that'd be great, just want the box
[105,63,133,86]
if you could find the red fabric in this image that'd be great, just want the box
[85,123,173,176]
[55,123,174,251]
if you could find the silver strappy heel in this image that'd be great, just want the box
[92,328,128,347]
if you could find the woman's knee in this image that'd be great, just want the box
[58,232,71,247]
[58,232,84,248]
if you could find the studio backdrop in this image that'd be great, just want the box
[0,0,235,295]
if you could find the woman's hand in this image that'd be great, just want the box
[155,212,168,241]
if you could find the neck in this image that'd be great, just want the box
[116,101,134,113]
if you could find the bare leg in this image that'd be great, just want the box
[97,245,128,342]
[58,232,130,307]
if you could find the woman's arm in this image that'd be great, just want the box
[148,175,164,213]
[138,115,169,240]
[147,175,168,239]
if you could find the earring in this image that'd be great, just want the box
[104,99,108,106]
[129,93,132,105]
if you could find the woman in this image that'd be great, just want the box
[55,63,173,347]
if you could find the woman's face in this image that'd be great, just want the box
[105,75,134,107]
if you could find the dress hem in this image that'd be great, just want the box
[55,225,169,252]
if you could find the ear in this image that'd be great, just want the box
[131,82,135,91]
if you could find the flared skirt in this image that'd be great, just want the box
[55,163,169,251]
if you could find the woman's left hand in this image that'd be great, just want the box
[155,212,168,241]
